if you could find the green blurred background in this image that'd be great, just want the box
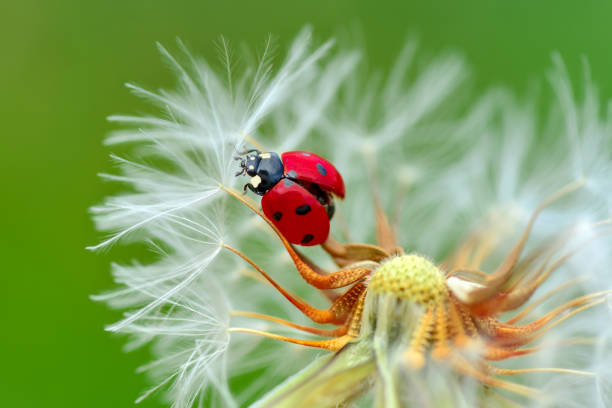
[2,1,611,407]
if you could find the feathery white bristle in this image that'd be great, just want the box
[93,28,612,407]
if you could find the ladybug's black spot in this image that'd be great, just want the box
[296,204,311,215]
[283,178,295,187]
[287,170,298,179]
[301,234,314,244]
[272,212,283,221]
[316,163,327,176]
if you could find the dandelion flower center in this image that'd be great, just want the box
[369,255,447,305]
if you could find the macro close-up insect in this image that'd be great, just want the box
[7,1,612,408]
[224,159,609,407]
[235,149,345,246]
[85,27,612,408]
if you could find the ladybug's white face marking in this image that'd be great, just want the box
[248,156,256,160]
[248,165,255,170]
[250,175,262,188]
[260,153,271,159]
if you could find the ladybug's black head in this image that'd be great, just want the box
[244,151,261,176]
[234,149,261,177]
[235,150,284,196]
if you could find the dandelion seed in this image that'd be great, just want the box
[93,28,612,407]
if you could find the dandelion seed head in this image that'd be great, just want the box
[368,255,447,305]
[93,28,612,407]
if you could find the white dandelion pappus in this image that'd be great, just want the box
[91,27,348,407]
[92,27,612,408]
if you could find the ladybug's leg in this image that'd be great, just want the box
[223,243,370,324]
[222,186,378,289]
[244,183,259,195]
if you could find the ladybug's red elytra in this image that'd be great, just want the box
[235,150,345,246]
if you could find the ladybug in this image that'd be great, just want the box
[235,149,345,246]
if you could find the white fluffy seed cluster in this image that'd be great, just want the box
[91,28,612,407]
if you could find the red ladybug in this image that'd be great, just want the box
[235,150,345,246]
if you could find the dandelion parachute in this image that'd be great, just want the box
[92,28,612,407]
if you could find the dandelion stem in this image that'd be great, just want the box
[241,132,267,151]
[505,276,588,324]
[229,311,349,337]
[227,328,351,350]
[221,185,376,289]
[493,367,595,377]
